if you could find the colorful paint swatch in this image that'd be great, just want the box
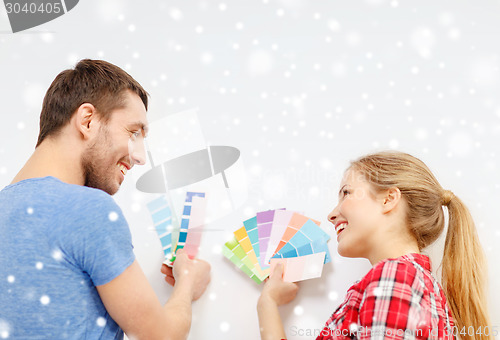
[257,209,285,269]
[273,213,321,257]
[223,237,263,284]
[224,210,331,284]
[176,192,206,252]
[234,226,269,279]
[183,195,208,258]
[270,252,326,282]
[147,192,207,266]
[146,196,174,262]
[272,220,331,263]
[243,216,260,259]
[263,209,295,266]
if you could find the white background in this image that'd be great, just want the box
[1,0,499,339]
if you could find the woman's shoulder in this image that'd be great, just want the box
[357,253,432,290]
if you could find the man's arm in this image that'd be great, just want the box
[96,249,210,340]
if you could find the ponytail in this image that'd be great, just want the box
[442,192,492,339]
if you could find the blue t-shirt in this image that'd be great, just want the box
[0,177,135,339]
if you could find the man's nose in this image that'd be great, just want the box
[129,139,146,166]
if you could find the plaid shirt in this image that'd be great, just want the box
[316,253,455,340]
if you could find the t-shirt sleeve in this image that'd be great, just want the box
[357,260,424,339]
[56,190,136,287]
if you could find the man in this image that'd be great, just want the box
[0,59,211,339]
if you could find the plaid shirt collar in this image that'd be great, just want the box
[390,252,431,271]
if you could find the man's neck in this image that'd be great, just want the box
[11,138,84,186]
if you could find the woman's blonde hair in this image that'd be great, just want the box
[350,151,491,340]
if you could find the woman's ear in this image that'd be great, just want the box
[72,103,100,140]
[381,187,402,214]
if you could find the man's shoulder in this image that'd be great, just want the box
[3,176,118,218]
[8,176,112,201]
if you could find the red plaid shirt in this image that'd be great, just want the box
[316,253,455,339]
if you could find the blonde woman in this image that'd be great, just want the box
[258,151,492,339]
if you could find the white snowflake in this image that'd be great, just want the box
[0,319,10,339]
[328,291,339,301]
[373,287,383,296]
[247,50,274,77]
[108,211,119,222]
[410,27,436,59]
[40,295,50,305]
[169,8,183,21]
[293,305,304,316]
[328,19,341,32]
[200,52,213,65]
[52,249,63,261]
[96,317,107,327]
[219,322,230,333]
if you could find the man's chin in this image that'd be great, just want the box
[106,182,121,196]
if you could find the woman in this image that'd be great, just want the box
[258,151,492,339]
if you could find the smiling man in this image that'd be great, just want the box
[0,59,210,339]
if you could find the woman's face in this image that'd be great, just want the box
[327,169,385,259]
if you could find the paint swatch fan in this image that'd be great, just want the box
[223,209,331,283]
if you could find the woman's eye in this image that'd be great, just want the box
[343,189,350,197]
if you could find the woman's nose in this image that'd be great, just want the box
[327,205,339,224]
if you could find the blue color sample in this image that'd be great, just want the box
[243,216,259,258]
[272,220,331,263]
[146,195,173,258]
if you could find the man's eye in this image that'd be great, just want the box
[130,131,141,139]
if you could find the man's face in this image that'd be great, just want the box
[81,91,148,195]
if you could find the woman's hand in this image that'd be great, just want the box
[260,263,299,306]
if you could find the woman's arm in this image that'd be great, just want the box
[257,264,299,340]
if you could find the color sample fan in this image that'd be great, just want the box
[223,209,331,283]
[146,192,207,266]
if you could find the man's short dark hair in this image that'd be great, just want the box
[36,59,149,147]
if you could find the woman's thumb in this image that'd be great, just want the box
[271,262,284,278]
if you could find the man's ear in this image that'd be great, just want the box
[381,187,402,214]
[72,103,100,140]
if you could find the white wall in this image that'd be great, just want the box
[1,1,499,339]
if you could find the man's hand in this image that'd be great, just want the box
[161,249,211,301]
